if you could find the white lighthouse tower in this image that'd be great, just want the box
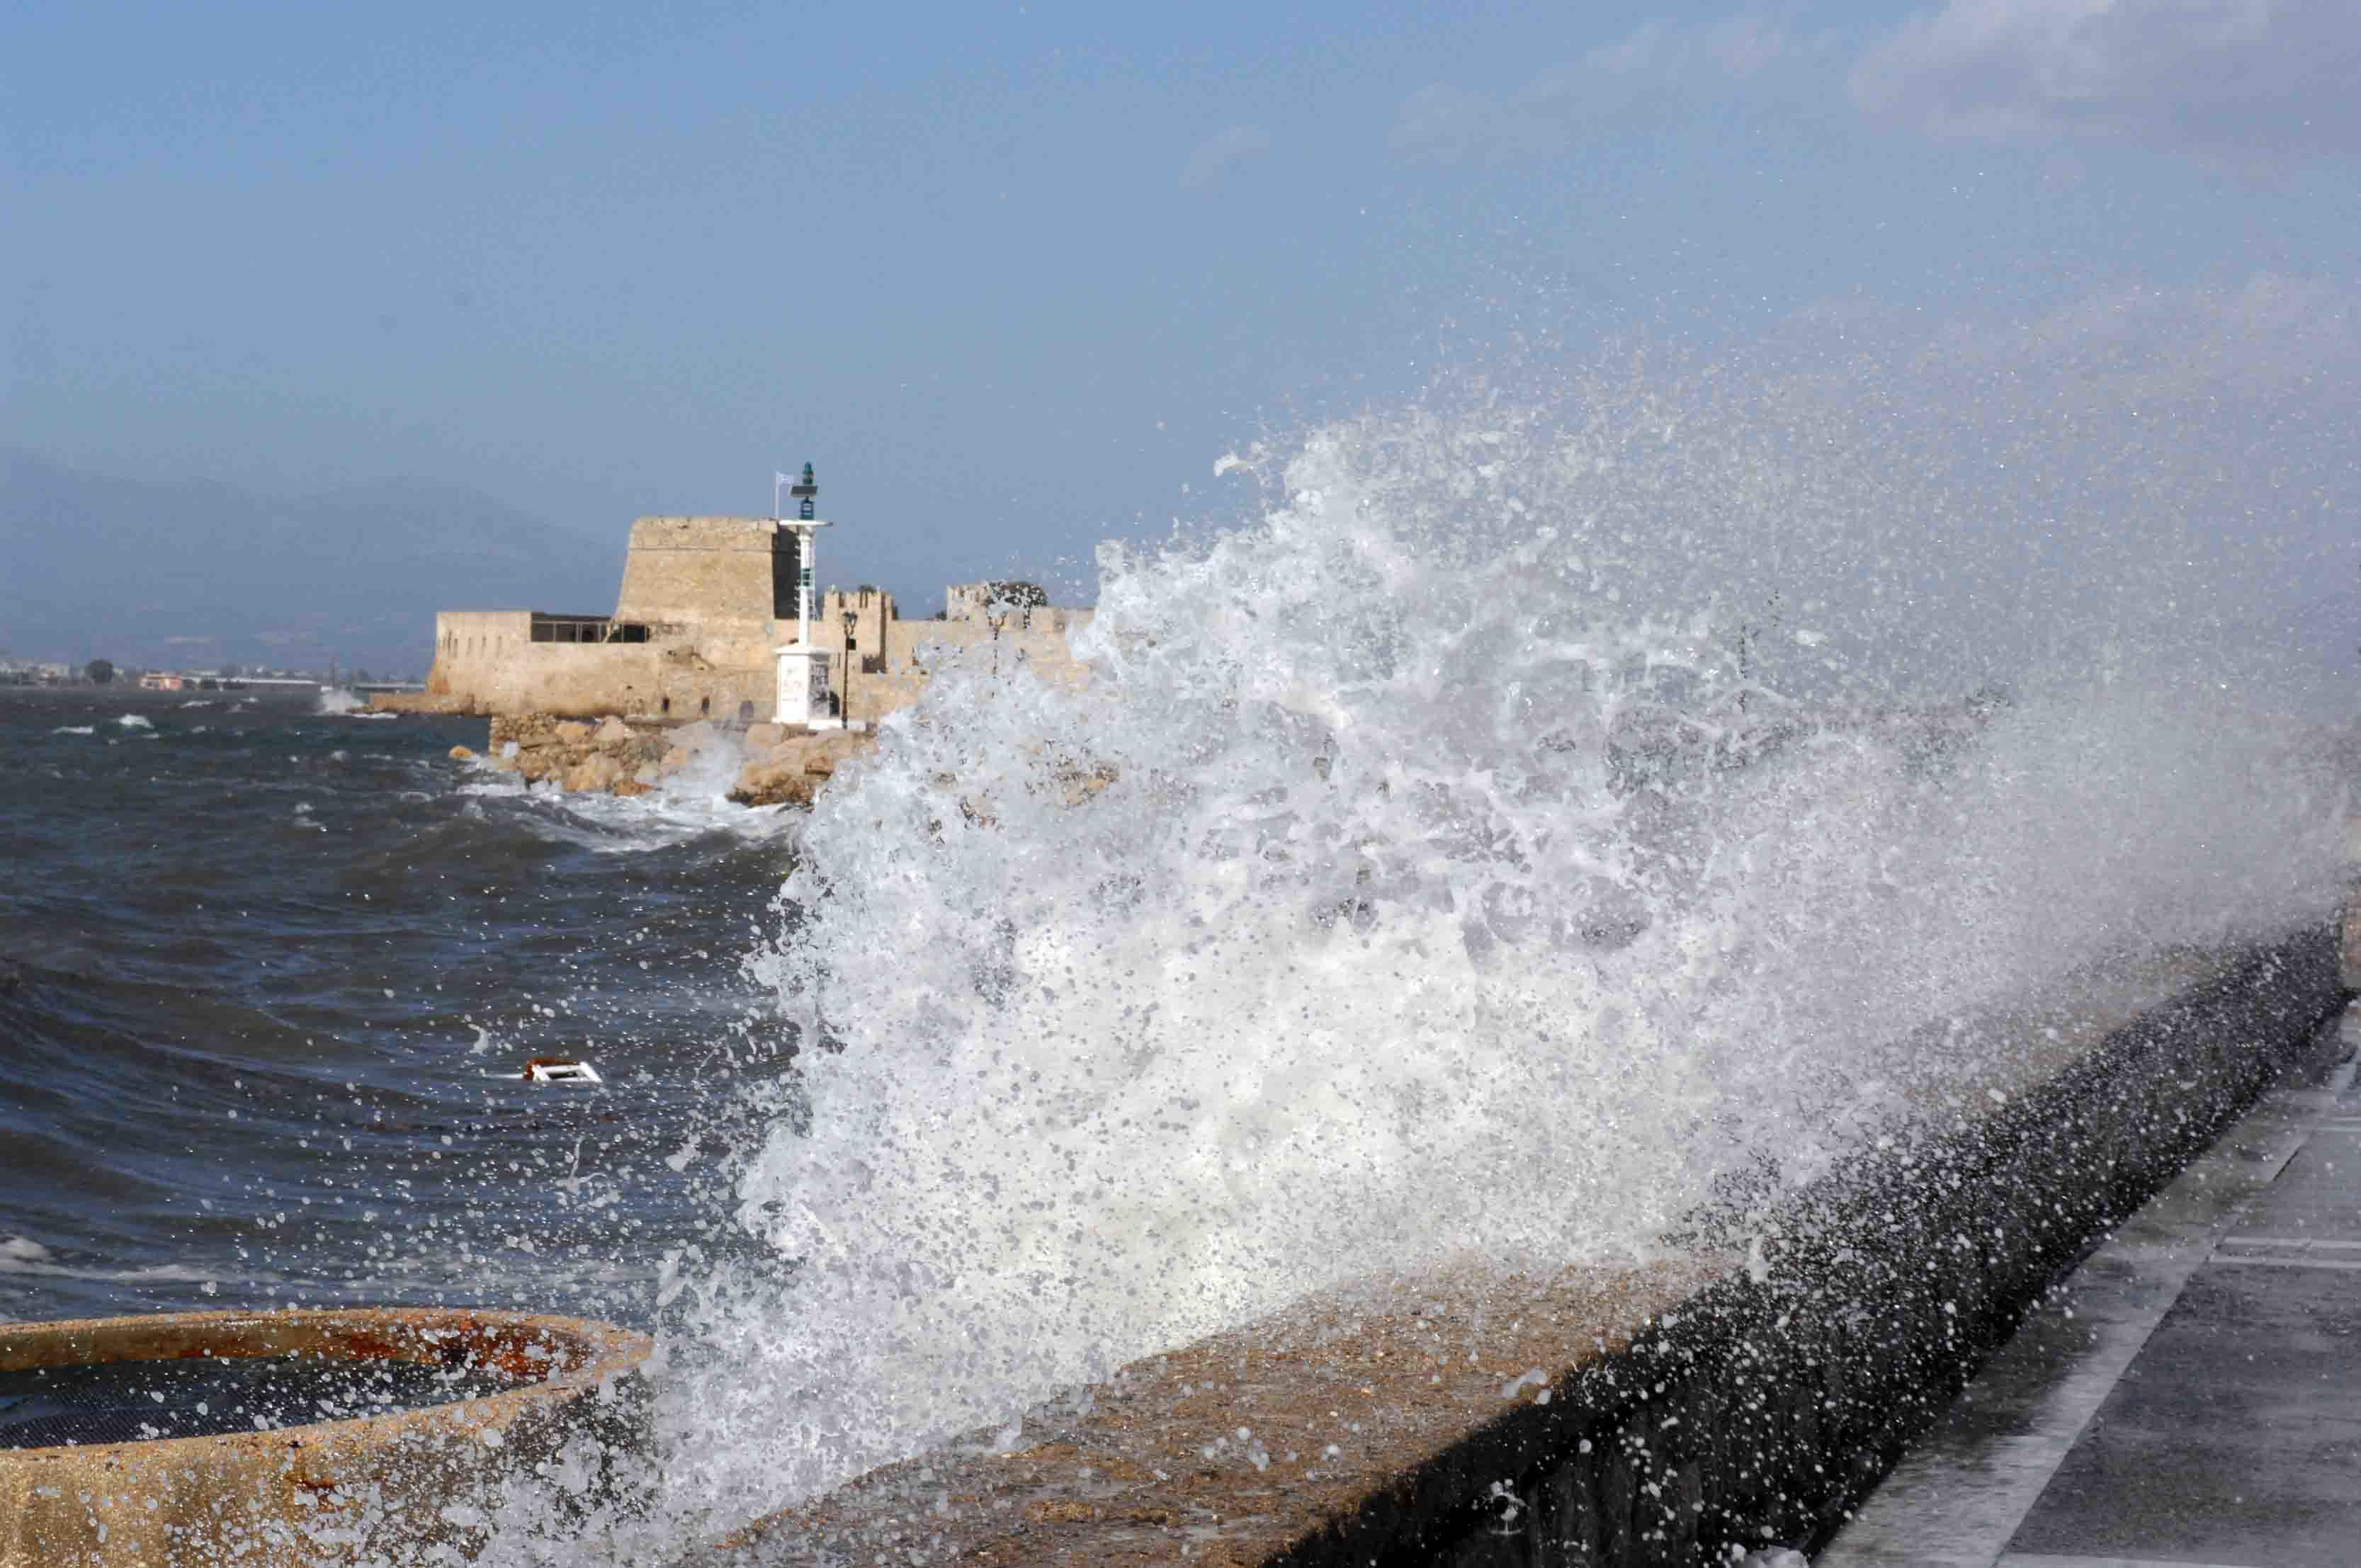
[773,462,841,728]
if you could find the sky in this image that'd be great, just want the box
[4,0,2360,640]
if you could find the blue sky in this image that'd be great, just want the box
[6,1,2359,613]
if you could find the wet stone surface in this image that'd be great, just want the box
[0,1353,514,1448]
[1823,1003,2361,1568]
[2003,1100,2361,1567]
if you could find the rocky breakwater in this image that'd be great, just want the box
[453,712,675,797]
[726,723,875,808]
[446,713,875,807]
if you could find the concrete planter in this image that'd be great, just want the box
[0,1307,650,1567]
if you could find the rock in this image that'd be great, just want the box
[668,719,722,757]
[744,722,786,752]
[595,715,633,744]
[726,729,882,806]
[448,745,477,761]
[563,754,623,793]
[1055,759,1119,805]
[728,759,822,808]
[611,779,656,798]
[553,720,594,745]
[658,746,692,776]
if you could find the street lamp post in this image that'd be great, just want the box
[842,608,859,727]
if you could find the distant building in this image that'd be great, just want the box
[415,509,1090,725]
[138,672,187,692]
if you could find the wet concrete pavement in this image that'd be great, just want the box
[1819,1006,2361,1568]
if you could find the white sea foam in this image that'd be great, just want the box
[115,713,152,729]
[0,1235,56,1270]
[50,725,94,736]
[465,737,796,855]
[0,1236,218,1285]
[619,376,2346,1540]
[315,686,363,715]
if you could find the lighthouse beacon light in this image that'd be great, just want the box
[774,462,842,729]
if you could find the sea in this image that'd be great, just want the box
[2,367,2352,1561]
[0,683,781,1340]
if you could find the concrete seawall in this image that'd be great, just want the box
[694,926,2348,1567]
[0,1309,651,1568]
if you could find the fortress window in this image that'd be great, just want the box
[700,695,710,716]
[660,696,672,716]
[737,700,754,724]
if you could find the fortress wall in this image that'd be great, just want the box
[431,642,774,722]
[426,609,779,722]
[613,517,794,625]
[431,640,658,719]
[818,587,898,673]
[432,610,536,668]
[796,603,1096,725]
[650,651,772,725]
[885,610,1094,684]
[827,613,1094,722]
[698,926,2350,1568]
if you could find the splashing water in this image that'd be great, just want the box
[606,371,2348,1540]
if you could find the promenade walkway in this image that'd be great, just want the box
[1819,1004,2361,1568]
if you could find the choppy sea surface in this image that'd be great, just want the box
[0,684,780,1333]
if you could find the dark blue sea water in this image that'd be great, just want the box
[0,685,791,1330]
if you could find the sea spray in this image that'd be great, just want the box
[618,376,2346,1540]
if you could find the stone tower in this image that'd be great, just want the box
[612,516,799,628]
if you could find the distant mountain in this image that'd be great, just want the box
[0,452,621,674]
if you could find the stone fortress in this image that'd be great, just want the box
[413,472,1090,726]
